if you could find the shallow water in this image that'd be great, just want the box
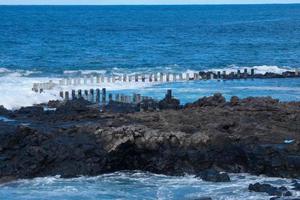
[0,172,299,200]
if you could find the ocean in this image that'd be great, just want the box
[0,5,300,199]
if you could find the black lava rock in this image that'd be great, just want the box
[196,169,231,182]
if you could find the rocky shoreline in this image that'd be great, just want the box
[0,94,299,187]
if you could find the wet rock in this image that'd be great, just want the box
[193,197,212,200]
[248,183,292,197]
[0,105,9,115]
[196,169,231,182]
[107,101,139,113]
[230,96,240,106]
[189,93,226,107]
[0,94,300,180]
[56,98,93,114]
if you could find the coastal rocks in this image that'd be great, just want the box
[186,93,226,108]
[248,183,292,197]
[196,169,231,182]
[0,94,300,180]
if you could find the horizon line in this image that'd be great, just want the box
[0,3,299,6]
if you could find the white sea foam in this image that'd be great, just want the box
[0,75,157,110]
[0,67,41,77]
[210,65,296,74]
[1,172,298,200]
[63,70,107,75]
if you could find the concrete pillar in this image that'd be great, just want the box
[59,91,64,99]
[65,91,69,101]
[120,94,125,103]
[126,96,131,103]
[84,76,88,85]
[295,69,299,76]
[137,94,142,103]
[132,94,137,103]
[90,89,94,102]
[237,70,241,78]
[101,88,106,112]
[194,73,199,80]
[166,73,170,82]
[173,73,177,81]
[186,73,190,81]
[210,73,214,80]
[96,89,100,103]
[160,73,164,82]
[222,71,226,79]
[84,90,89,100]
[76,78,81,85]
[217,71,221,79]
[251,69,255,76]
[179,73,183,80]
[96,75,101,84]
[102,88,106,103]
[78,90,82,98]
[71,90,76,100]
[109,93,113,102]
[100,74,105,83]
[135,74,139,82]
[154,73,158,82]
[123,74,127,82]
[89,76,94,84]
[116,94,120,102]
[166,89,172,100]
[149,74,153,82]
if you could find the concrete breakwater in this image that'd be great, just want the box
[57,89,176,112]
[32,68,300,93]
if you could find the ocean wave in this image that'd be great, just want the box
[1,172,298,200]
[63,69,107,75]
[210,65,296,74]
[0,67,41,77]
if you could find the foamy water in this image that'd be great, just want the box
[0,172,299,200]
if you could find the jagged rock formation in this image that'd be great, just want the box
[0,94,300,183]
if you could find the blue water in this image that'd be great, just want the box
[0,172,299,200]
[0,5,300,75]
[1,5,300,198]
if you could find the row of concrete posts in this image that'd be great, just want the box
[59,88,151,105]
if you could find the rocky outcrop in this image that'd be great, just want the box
[248,183,292,197]
[0,94,300,181]
[196,169,230,182]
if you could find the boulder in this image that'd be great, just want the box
[248,183,292,197]
[196,169,230,182]
[190,93,226,107]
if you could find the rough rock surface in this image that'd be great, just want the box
[0,94,300,182]
[196,169,230,182]
[248,182,292,197]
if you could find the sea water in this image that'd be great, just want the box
[0,172,299,200]
[0,4,300,199]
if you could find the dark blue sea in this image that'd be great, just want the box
[0,5,300,199]
[0,5,300,74]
